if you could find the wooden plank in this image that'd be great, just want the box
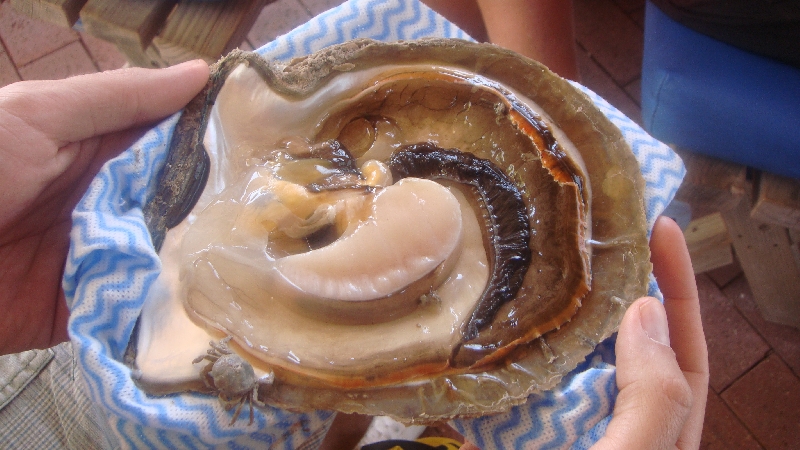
[152,0,269,65]
[722,196,800,329]
[684,212,733,274]
[673,149,748,219]
[80,0,176,66]
[10,0,87,27]
[751,171,800,230]
[690,245,733,275]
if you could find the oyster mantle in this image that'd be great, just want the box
[133,39,650,424]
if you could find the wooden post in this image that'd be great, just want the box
[673,149,748,219]
[751,171,800,230]
[10,0,87,27]
[684,212,733,274]
[723,197,800,330]
[80,0,176,67]
[152,0,269,65]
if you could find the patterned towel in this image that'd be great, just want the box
[63,0,685,448]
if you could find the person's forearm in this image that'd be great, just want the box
[477,0,580,80]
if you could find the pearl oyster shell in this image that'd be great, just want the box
[132,38,650,424]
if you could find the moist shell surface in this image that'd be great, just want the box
[135,39,650,423]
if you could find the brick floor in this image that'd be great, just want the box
[0,46,19,86]
[80,32,126,72]
[16,39,95,80]
[722,354,800,449]
[696,275,770,392]
[702,389,762,450]
[299,0,347,16]
[724,275,800,378]
[1,1,799,449]
[247,0,313,48]
[0,3,78,67]
[575,0,644,86]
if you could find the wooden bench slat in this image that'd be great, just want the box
[10,0,87,28]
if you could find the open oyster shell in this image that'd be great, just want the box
[132,38,650,424]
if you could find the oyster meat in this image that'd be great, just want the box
[131,39,650,423]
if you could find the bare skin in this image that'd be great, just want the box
[318,413,375,450]
[0,60,209,355]
[421,0,580,80]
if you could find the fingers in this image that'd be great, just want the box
[592,217,709,450]
[0,59,209,148]
[650,216,699,305]
[651,217,708,375]
[650,216,709,448]
[591,297,694,450]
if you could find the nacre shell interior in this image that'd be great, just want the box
[133,39,650,424]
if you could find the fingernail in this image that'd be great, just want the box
[639,298,670,346]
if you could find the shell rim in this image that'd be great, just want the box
[134,38,651,425]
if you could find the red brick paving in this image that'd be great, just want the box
[79,32,126,72]
[0,3,78,67]
[0,46,19,86]
[16,39,95,80]
[577,46,642,123]
[702,390,763,450]
[724,276,800,378]
[706,258,744,289]
[247,0,313,48]
[722,354,800,449]
[299,0,346,16]
[575,0,644,85]
[696,275,771,392]
[2,1,799,449]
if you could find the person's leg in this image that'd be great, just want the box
[420,0,489,42]
[318,413,374,450]
[476,0,579,80]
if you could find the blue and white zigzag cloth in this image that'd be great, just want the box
[63,0,685,448]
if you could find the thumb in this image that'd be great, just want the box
[591,297,694,450]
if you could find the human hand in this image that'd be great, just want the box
[0,60,209,355]
[591,216,709,449]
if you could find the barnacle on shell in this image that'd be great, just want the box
[132,39,650,424]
